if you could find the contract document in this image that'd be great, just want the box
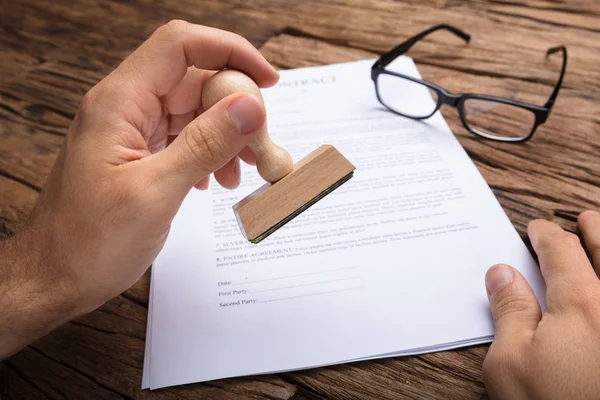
[142,57,545,389]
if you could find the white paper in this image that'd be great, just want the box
[143,57,545,389]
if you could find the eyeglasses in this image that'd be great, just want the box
[371,24,567,142]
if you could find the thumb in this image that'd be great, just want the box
[485,264,542,341]
[153,92,264,193]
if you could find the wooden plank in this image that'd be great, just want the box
[219,0,600,91]
[0,119,62,189]
[1,0,599,398]
[1,346,123,399]
[484,3,600,31]
[283,347,488,399]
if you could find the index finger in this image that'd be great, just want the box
[112,20,279,97]
[528,219,597,306]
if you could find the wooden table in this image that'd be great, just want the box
[1,0,599,398]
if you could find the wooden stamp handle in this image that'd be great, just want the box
[201,70,293,183]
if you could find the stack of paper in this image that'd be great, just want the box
[142,57,545,389]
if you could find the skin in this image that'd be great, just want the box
[483,211,600,399]
[0,20,277,358]
[0,20,598,399]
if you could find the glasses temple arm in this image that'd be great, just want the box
[543,46,567,110]
[375,24,471,68]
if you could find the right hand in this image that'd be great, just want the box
[482,210,600,399]
[0,20,279,360]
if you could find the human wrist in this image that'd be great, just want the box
[0,225,79,358]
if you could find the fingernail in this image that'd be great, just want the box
[227,94,264,135]
[485,264,514,296]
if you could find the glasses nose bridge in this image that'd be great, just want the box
[440,92,462,108]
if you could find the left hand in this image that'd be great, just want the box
[482,210,600,399]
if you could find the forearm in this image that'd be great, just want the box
[0,227,77,359]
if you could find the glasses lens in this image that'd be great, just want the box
[376,73,438,118]
[463,99,536,140]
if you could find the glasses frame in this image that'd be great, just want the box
[371,24,567,142]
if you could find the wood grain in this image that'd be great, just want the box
[1,0,599,399]
[234,145,355,242]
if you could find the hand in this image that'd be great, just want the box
[0,20,278,358]
[483,210,600,399]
